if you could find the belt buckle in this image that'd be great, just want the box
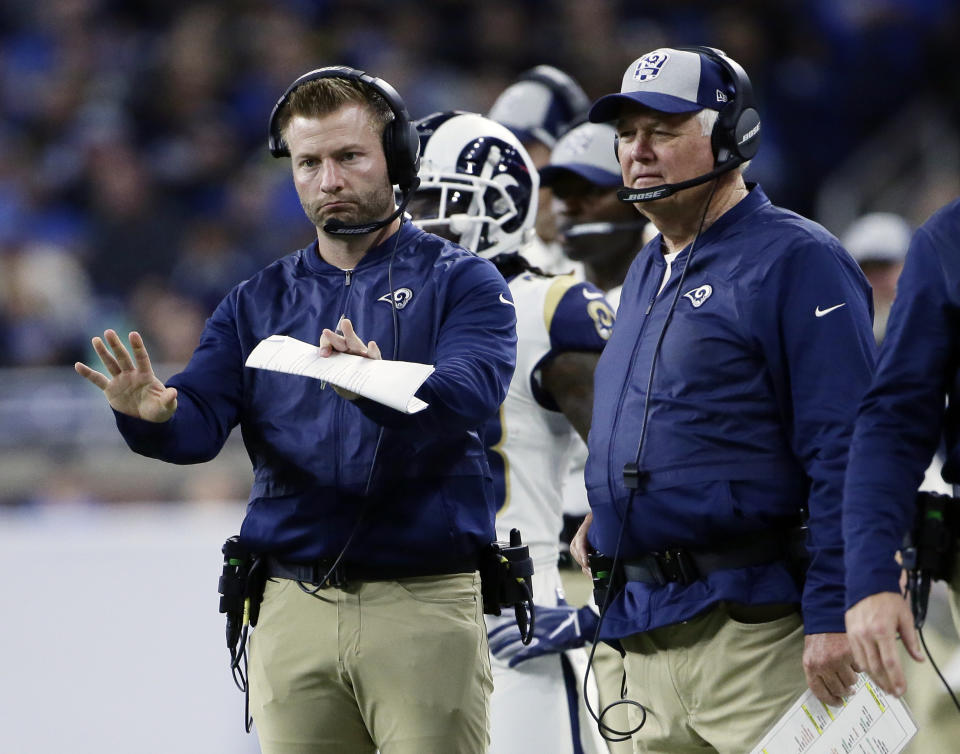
[661,548,699,585]
[640,553,667,586]
[312,560,347,589]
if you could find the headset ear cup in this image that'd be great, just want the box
[733,107,761,161]
[381,119,420,190]
[710,102,735,164]
[399,120,421,188]
[710,104,761,165]
[382,121,399,186]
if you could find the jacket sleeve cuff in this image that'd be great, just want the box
[802,612,847,635]
[113,408,177,450]
[351,396,417,430]
[844,562,902,611]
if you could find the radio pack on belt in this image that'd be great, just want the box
[903,491,960,627]
[218,536,265,660]
[588,550,624,610]
[480,528,536,644]
[217,535,266,732]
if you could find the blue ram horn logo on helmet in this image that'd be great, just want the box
[410,112,538,259]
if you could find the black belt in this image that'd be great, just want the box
[264,556,477,588]
[622,528,808,587]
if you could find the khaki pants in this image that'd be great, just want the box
[620,602,806,753]
[249,572,492,754]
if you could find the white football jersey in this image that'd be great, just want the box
[521,235,584,277]
[562,281,623,518]
[485,269,614,569]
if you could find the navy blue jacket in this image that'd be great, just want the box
[585,185,875,637]
[845,199,960,608]
[114,222,517,572]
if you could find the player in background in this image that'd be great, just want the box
[409,110,615,754]
[542,121,655,567]
[488,66,591,275]
[543,121,655,310]
[840,211,912,345]
[540,119,655,753]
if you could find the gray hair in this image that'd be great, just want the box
[696,109,749,172]
[696,108,718,136]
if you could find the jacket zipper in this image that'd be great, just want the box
[606,259,675,513]
[334,268,356,488]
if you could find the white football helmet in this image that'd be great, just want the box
[411,111,538,258]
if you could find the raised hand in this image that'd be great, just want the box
[318,318,381,401]
[318,317,381,359]
[75,330,177,422]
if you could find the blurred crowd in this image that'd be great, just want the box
[1,0,958,369]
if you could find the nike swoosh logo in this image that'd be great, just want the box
[582,289,605,300]
[499,293,515,307]
[815,303,846,318]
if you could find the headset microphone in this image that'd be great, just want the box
[323,178,421,236]
[617,157,741,204]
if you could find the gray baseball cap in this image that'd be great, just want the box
[589,48,733,122]
[842,212,912,264]
[488,65,590,148]
[539,123,622,188]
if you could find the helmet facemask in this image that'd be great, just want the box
[410,112,538,258]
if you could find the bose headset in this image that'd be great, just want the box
[615,46,761,203]
[268,65,421,235]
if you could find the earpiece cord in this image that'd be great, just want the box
[918,625,960,713]
[517,578,536,645]
[223,556,263,732]
[388,219,402,361]
[626,176,719,515]
[907,578,960,714]
[581,177,721,743]
[297,225,404,597]
[582,489,645,741]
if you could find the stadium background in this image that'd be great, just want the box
[1,1,958,751]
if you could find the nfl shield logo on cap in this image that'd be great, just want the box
[634,51,669,82]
